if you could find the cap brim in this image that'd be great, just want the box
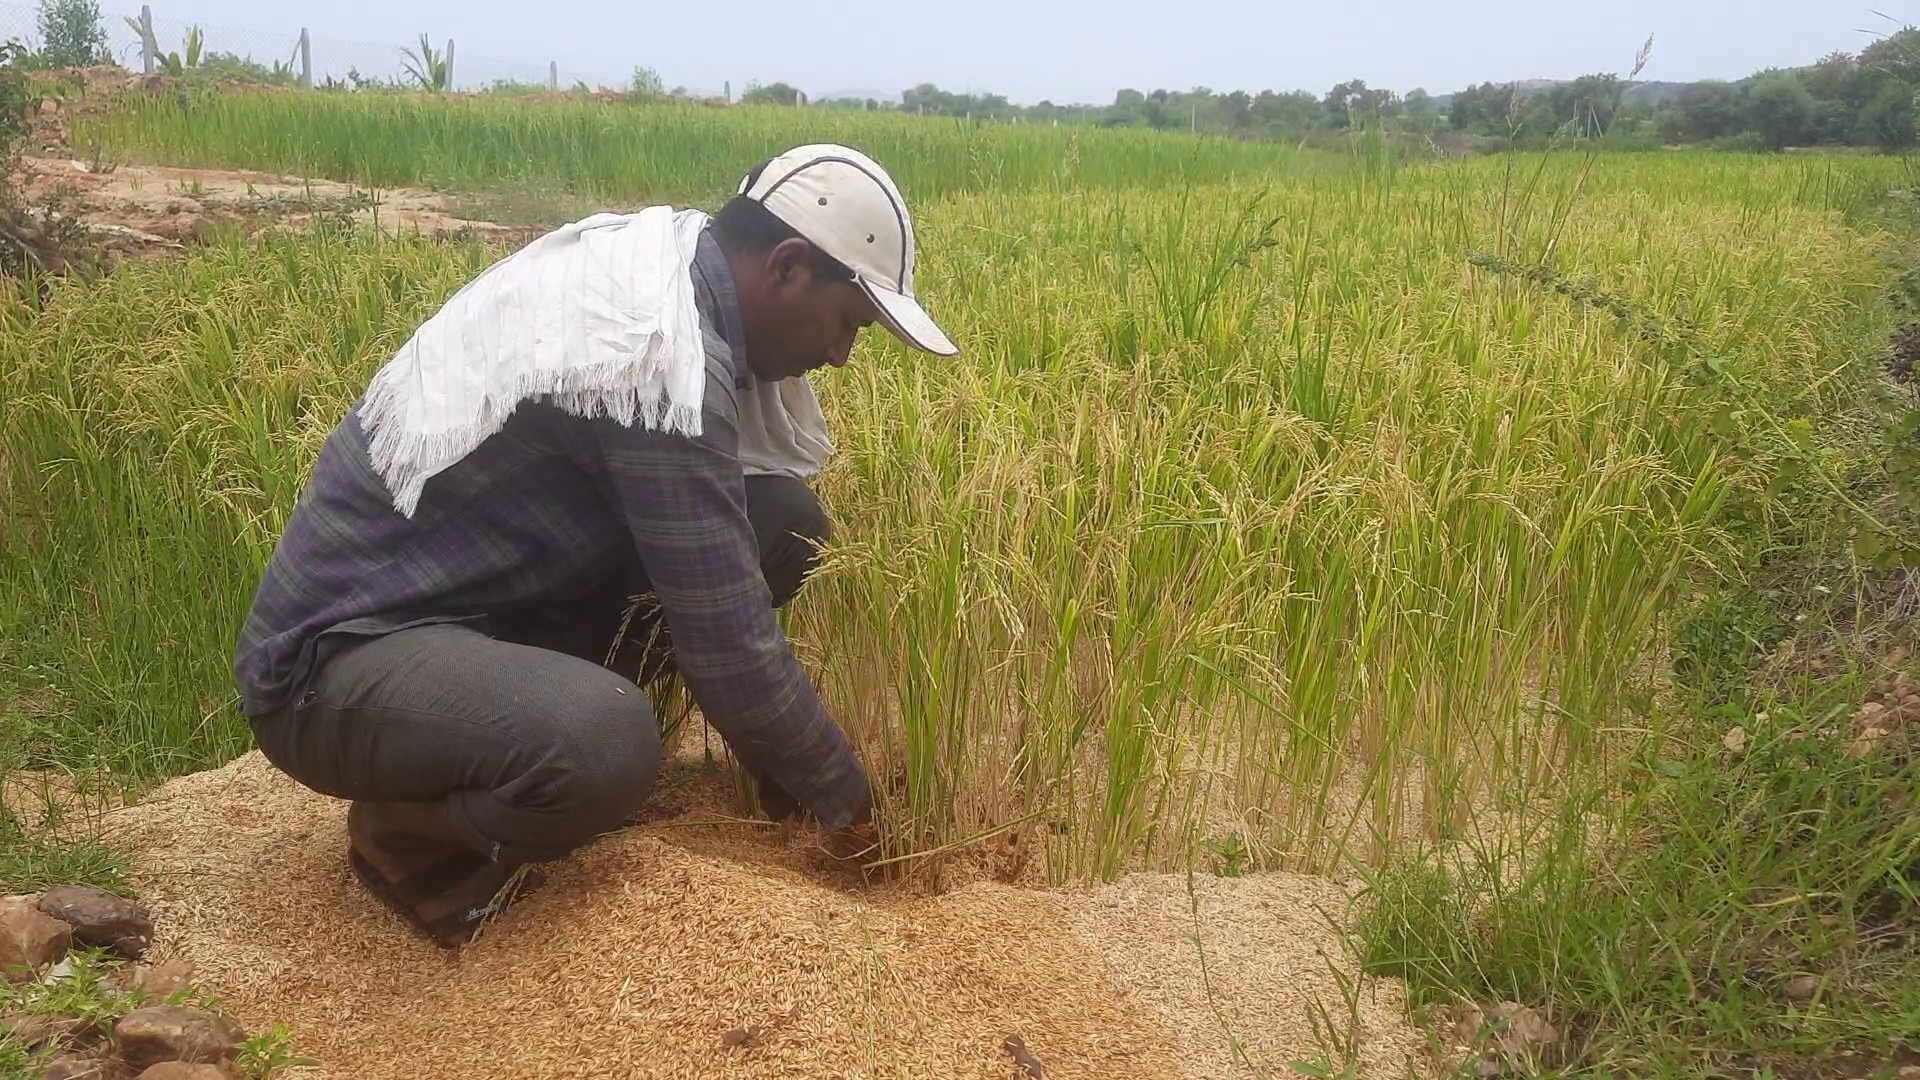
[858,279,959,357]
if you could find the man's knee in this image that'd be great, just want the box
[527,674,661,839]
[748,474,831,546]
[746,475,832,607]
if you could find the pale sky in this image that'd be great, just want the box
[26,0,1901,104]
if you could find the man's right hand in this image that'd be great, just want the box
[825,818,880,863]
[755,768,878,863]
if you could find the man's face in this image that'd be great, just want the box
[741,239,881,383]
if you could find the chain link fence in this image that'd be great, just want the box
[0,1,634,93]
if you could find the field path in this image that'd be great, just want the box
[99,751,1427,1080]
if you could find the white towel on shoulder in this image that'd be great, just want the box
[356,205,833,516]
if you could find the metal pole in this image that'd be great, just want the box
[549,61,557,92]
[298,29,311,88]
[445,39,455,90]
[139,5,155,74]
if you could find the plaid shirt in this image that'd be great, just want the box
[233,230,871,829]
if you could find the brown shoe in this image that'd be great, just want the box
[347,801,545,948]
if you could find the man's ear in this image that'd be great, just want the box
[765,237,814,286]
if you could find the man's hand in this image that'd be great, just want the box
[755,769,879,864]
[823,797,880,863]
[825,819,880,863]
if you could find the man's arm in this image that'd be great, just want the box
[587,378,871,831]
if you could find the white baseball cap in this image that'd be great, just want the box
[737,144,959,357]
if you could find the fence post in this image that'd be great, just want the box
[549,60,557,92]
[138,5,155,74]
[298,29,311,88]
[445,39,455,90]
[724,80,730,104]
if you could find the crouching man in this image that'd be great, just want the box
[231,145,957,947]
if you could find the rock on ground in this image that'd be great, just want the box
[125,959,195,1001]
[0,894,74,979]
[39,885,154,959]
[134,1065,234,1080]
[38,1057,114,1080]
[112,1006,246,1071]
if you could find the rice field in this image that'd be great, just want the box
[1,90,1904,883]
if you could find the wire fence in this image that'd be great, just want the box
[0,1,643,94]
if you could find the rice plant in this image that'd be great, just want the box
[0,101,1901,883]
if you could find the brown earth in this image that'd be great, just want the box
[97,748,1429,1080]
[15,156,544,256]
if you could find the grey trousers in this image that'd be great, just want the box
[249,475,831,865]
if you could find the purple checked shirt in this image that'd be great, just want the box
[232,229,871,829]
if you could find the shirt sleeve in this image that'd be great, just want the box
[588,361,871,831]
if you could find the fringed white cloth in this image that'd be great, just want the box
[358,206,714,518]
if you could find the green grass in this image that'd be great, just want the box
[71,88,1353,206]
[1349,388,1920,1077]
[1356,593,1920,1077]
[0,820,125,896]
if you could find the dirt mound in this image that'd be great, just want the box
[98,752,1426,1079]
[15,157,545,256]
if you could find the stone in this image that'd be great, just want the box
[1451,1001,1561,1076]
[126,959,195,1002]
[1450,1003,1485,1045]
[38,886,153,959]
[0,895,74,979]
[1723,725,1748,755]
[134,1065,232,1080]
[38,1057,112,1080]
[1486,1001,1559,1057]
[112,1007,245,1072]
[1784,974,1820,1000]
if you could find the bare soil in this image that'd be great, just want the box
[15,156,545,256]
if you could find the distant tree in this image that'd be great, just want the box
[1743,71,1817,150]
[1219,89,1253,131]
[741,81,803,106]
[1401,88,1440,135]
[1859,26,1920,87]
[1665,81,1741,142]
[1322,78,1366,128]
[900,83,1008,118]
[627,66,664,101]
[1801,50,1858,102]
[1853,78,1919,148]
[1449,81,1517,135]
[35,0,109,68]
[1250,90,1318,133]
[1552,73,1625,137]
